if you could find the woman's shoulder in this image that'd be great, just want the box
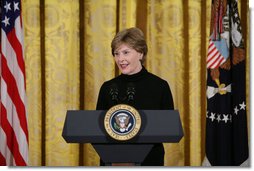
[100,76,121,88]
[146,71,168,85]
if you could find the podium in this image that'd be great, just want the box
[62,109,183,166]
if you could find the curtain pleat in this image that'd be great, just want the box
[82,0,116,166]
[23,0,42,166]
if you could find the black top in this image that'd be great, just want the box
[96,66,174,166]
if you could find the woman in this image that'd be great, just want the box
[96,27,174,166]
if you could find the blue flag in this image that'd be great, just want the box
[205,0,249,166]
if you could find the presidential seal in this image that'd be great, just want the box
[104,104,141,141]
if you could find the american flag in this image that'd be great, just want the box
[206,38,227,69]
[0,0,29,166]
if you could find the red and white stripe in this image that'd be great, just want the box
[207,39,226,69]
[0,7,29,166]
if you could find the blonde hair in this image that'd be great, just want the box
[111,27,148,63]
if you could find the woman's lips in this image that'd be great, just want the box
[120,64,128,69]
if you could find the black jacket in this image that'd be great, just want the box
[96,66,174,166]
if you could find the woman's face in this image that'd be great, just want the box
[113,43,143,75]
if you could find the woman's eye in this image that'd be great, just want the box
[114,52,119,56]
[123,51,129,55]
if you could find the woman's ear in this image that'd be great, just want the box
[139,53,143,60]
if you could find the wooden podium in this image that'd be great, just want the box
[62,109,184,166]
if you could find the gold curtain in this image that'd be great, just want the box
[22,0,249,166]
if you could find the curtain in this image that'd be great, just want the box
[22,0,249,166]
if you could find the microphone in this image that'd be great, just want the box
[109,83,119,103]
[126,83,135,102]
